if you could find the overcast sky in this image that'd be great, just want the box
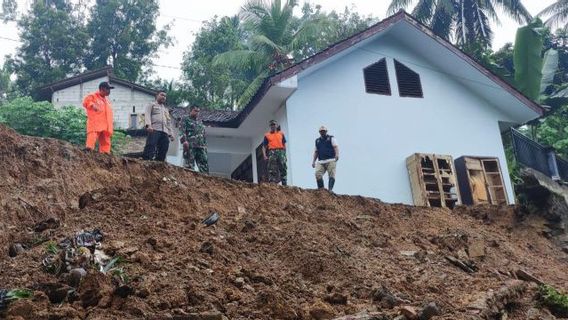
[0,0,558,80]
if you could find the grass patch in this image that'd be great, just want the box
[45,241,58,255]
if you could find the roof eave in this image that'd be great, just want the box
[108,76,157,96]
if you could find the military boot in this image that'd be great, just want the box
[316,178,324,189]
[328,178,335,191]
[281,179,287,186]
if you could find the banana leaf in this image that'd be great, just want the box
[514,19,545,100]
[540,48,559,97]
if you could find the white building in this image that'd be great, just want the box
[38,67,181,160]
[38,66,156,130]
[169,11,544,205]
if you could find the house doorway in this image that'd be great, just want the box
[231,155,253,183]
[256,143,268,183]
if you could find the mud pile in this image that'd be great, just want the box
[0,125,566,320]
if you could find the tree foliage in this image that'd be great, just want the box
[387,0,531,49]
[480,23,568,163]
[8,0,88,97]
[85,0,172,82]
[0,97,129,153]
[539,0,568,29]
[181,16,251,109]
[7,0,171,95]
[0,64,11,103]
[537,106,568,158]
[183,1,374,109]
[0,0,17,22]
[212,0,310,107]
[294,3,374,59]
[142,78,187,107]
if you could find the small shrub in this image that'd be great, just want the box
[539,284,568,317]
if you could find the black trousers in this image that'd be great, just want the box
[143,131,170,161]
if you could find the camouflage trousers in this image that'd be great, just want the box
[267,149,287,184]
[184,147,209,174]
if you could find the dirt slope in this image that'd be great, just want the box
[0,125,567,320]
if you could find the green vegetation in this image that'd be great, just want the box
[45,241,58,255]
[539,284,568,317]
[0,97,129,154]
[387,0,531,49]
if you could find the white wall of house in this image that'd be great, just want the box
[52,78,104,108]
[285,34,518,204]
[51,76,154,130]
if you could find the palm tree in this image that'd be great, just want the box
[539,0,568,28]
[213,0,328,108]
[387,0,532,48]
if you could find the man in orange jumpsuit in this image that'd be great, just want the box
[82,82,114,153]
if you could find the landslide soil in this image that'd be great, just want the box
[0,125,567,320]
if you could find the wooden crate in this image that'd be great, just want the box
[455,156,509,205]
[406,153,461,208]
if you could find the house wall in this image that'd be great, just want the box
[285,35,518,204]
[51,76,155,130]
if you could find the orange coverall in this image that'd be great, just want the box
[82,91,114,153]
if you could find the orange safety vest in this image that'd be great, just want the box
[265,131,286,150]
[82,91,114,134]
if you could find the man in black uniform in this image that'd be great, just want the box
[311,125,339,191]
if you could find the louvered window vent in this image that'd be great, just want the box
[394,60,423,98]
[363,58,391,95]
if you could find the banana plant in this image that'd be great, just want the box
[514,18,559,102]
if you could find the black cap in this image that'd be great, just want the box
[99,81,115,90]
[269,120,277,125]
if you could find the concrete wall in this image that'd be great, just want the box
[285,35,518,204]
[52,76,155,130]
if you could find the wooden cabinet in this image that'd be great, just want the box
[454,156,508,205]
[406,153,461,208]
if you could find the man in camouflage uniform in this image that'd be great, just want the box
[262,120,287,185]
[180,106,209,173]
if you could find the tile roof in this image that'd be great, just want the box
[168,106,239,126]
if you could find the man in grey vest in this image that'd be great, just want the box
[311,125,339,191]
[142,90,174,161]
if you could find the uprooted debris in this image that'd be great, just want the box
[467,280,528,318]
[35,228,133,307]
[516,168,568,250]
[0,124,567,319]
[42,229,112,276]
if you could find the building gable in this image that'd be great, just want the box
[206,11,543,129]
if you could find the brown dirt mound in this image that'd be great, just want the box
[0,124,567,320]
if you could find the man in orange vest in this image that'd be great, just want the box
[82,82,114,153]
[262,119,287,185]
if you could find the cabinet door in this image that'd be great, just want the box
[469,170,490,204]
